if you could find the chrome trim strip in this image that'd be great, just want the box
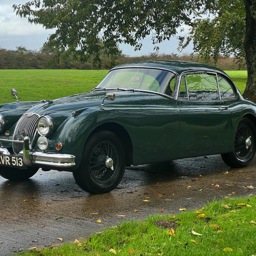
[0,138,24,143]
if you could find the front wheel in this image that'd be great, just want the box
[73,131,125,194]
[221,118,256,168]
[0,167,38,180]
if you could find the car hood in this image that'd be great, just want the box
[28,90,153,116]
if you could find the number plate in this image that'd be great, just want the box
[0,155,25,168]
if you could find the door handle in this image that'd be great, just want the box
[219,106,229,110]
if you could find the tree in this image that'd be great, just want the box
[13,0,256,100]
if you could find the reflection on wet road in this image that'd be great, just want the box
[1,155,256,255]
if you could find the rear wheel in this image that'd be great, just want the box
[221,118,256,168]
[73,130,125,194]
[0,167,38,180]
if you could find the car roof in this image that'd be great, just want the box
[112,60,226,75]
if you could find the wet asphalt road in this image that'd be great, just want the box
[1,155,256,255]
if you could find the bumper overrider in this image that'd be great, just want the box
[0,136,75,169]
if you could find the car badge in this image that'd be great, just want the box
[27,112,34,117]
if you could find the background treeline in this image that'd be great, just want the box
[0,47,247,70]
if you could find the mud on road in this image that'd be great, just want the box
[1,155,256,255]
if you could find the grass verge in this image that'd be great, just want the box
[19,196,256,255]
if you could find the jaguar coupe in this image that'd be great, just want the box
[0,61,255,193]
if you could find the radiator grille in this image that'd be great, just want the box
[12,114,40,154]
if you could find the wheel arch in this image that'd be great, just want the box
[86,122,133,165]
[242,113,256,130]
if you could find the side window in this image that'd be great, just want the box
[218,76,236,100]
[178,73,219,101]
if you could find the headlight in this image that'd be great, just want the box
[0,114,5,132]
[37,136,48,151]
[37,116,53,136]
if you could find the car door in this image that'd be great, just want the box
[177,72,233,158]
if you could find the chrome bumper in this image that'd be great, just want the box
[0,137,75,168]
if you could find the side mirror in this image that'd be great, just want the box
[105,93,116,101]
[101,93,116,108]
[11,88,19,102]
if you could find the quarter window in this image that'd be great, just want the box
[218,76,236,100]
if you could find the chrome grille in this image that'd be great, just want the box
[12,114,40,154]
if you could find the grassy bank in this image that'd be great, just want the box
[0,70,247,104]
[19,196,256,255]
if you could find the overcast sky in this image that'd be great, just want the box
[0,1,193,56]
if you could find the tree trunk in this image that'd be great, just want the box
[243,0,256,102]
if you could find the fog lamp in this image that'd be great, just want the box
[37,136,48,151]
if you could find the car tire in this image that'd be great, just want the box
[0,167,38,180]
[221,118,256,168]
[73,130,125,194]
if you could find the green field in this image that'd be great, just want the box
[0,70,108,103]
[0,70,247,104]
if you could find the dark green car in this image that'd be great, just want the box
[0,61,255,193]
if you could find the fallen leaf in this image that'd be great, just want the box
[238,170,243,172]
[250,220,256,224]
[109,249,117,254]
[77,243,82,247]
[223,247,233,252]
[224,171,229,174]
[74,239,80,244]
[190,239,197,244]
[191,230,202,236]
[97,219,102,223]
[169,228,175,236]
[117,215,126,218]
[232,192,235,195]
[129,250,134,254]
[179,208,186,211]
[197,214,205,218]
[194,211,201,214]
[23,199,28,203]
[143,200,150,202]
[246,204,252,207]
[215,184,220,188]
[222,204,230,209]
[247,185,255,189]
[187,186,191,189]
[57,238,63,242]
[199,189,203,192]
[160,209,164,213]
[217,230,224,233]
[237,203,246,206]
[165,199,172,201]
[158,193,163,197]
[134,209,138,213]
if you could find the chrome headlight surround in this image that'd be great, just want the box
[0,114,5,133]
[37,115,53,136]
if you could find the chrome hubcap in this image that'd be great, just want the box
[246,136,252,150]
[105,156,114,170]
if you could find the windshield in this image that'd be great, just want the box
[96,68,174,93]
